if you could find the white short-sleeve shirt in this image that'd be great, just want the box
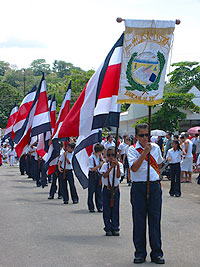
[104,141,115,150]
[118,141,128,155]
[59,152,73,169]
[88,153,100,170]
[166,148,182,164]
[100,161,124,186]
[128,141,163,182]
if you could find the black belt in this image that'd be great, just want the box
[132,180,160,184]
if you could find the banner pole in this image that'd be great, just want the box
[110,127,119,208]
[147,106,151,200]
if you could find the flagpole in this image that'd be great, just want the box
[147,106,151,200]
[110,126,119,208]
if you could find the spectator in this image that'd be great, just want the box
[180,133,193,183]
[165,131,172,157]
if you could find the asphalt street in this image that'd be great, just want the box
[0,164,200,267]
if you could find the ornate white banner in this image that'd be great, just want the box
[117,19,175,105]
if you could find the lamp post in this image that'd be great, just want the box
[23,68,26,97]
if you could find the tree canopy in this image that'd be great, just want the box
[0,58,95,128]
[166,61,200,93]
[0,82,20,128]
[134,92,200,133]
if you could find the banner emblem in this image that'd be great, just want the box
[117,20,175,105]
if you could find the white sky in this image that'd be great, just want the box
[0,0,200,74]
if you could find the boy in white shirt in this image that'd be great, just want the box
[58,142,79,204]
[100,147,124,236]
[87,143,104,212]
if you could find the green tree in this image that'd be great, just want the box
[134,93,200,133]
[52,60,82,78]
[0,82,20,128]
[0,61,10,76]
[30,59,51,76]
[167,61,200,93]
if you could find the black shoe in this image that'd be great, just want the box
[175,194,181,197]
[73,200,78,204]
[112,230,120,236]
[48,196,54,199]
[64,201,68,204]
[105,230,112,236]
[58,196,62,199]
[89,210,95,213]
[151,256,165,264]
[133,257,146,264]
[169,193,174,197]
[97,209,103,213]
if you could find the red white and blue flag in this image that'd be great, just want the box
[45,82,71,175]
[3,103,18,145]
[15,74,51,158]
[52,34,124,188]
[37,94,57,160]
[49,94,56,134]
[12,86,37,143]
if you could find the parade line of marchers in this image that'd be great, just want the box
[1,19,180,265]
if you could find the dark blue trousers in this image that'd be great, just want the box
[130,182,163,259]
[40,160,47,188]
[19,155,26,175]
[26,155,31,177]
[169,163,181,196]
[59,170,79,202]
[31,156,35,180]
[103,186,120,232]
[87,171,103,211]
[49,170,61,198]
[33,159,41,187]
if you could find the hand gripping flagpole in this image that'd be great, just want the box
[116,17,181,201]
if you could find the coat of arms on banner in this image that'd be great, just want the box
[117,20,175,106]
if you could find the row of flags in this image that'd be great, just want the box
[2,33,122,188]
[2,19,176,188]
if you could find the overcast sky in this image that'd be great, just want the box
[0,0,200,74]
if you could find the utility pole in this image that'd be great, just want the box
[23,68,26,96]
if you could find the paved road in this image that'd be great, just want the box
[0,164,200,267]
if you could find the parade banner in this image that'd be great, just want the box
[117,19,175,105]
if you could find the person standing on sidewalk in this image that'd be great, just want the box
[166,140,182,197]
[128,123,165,264]
[181,133,193,183]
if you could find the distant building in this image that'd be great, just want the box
[116,86,200,135]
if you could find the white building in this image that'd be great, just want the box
[117,86,200,136]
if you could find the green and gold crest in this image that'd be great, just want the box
[125,51,165,92]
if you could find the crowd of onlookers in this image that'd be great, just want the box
[0,143,17,166]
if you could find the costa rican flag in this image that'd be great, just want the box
[49,94,56,134]
[3,103,18,144]
[37,94,57,160]
[48,95,52,108]
[15,74,51,158]
[45,82,71,175]
[31,74,51,137]
[12,86,37,143]
[53,34,124,188]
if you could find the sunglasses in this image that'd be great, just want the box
[137,133,149,138]
[107,153,115,157]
